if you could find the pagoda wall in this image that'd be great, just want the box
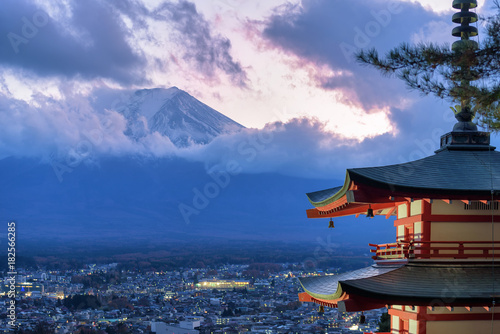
[394,200,500,251]
[389,305,500,334]
[397,201,423,220]
[389,305,424,334]
[429,200,500,257]
[431,222,500,241]
[426,320,500,334]
[431,200,500,216]
[395,200,428,243]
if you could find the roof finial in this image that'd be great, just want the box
[451,0,479,131]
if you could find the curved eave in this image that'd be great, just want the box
[339,282,499,306]
[306,202,398,219]
[348,169,499,198]
[298,265,401,300]
[307,149,500,209]
[306,172,351,208]
[299,263,500,306]
[298,279,344,301]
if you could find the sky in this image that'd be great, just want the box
[0,0,498,180]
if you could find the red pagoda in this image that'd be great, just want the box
[298,1,500,333]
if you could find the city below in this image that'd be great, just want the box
[0,257,386,334]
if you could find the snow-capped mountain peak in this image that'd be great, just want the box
[117,87,244,147]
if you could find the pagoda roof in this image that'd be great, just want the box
[349,149,500,195]
[307,145,500,211]
[299,262,500,309]
[306,186,343,204]
[298,265,399,300]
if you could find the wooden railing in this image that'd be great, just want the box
[369,240,500,261]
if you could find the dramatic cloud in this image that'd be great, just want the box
[153,1,248,87]
[0,92,139,160]
[0,0,247,86]
[0,0,493,180]
[186,96,459,180]
[0,85,461,180]
[262,0,451,109]
[0,0,145,84]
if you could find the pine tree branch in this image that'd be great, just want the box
[355,6,500,130]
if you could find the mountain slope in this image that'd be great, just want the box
[119,87,244,147]
[0,157,395,253]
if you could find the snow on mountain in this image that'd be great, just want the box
[116,87,244,147]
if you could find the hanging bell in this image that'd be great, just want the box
[328,218,334,228]
[366,206,374,218]
[318,305,325,313]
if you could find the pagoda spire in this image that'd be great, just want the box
[451,0,479,131]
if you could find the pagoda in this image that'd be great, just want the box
[298,1,500,333]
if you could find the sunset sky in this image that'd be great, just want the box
[0,0,497,179]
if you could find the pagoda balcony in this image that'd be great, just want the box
[369,240,500,261]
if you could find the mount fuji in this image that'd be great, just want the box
[0,87,395,254]
[116,87,244,147]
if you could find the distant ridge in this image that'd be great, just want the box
[117,87,244,147]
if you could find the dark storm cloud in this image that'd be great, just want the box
[154,1,248,87]
[263,0,449,109]
[0,0,146,84]
[0,0,247,86]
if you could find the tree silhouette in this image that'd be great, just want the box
[14,322,54,334]
[378,312,390,332]
[357,1,500,129]
[63,294,101,310]
[193,273,199,285]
